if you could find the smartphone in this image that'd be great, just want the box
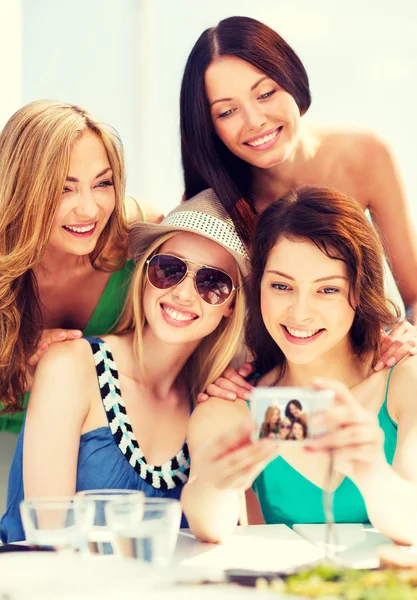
[250,387,334,443]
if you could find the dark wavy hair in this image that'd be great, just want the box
[245,185,400,380]
[285,400,303,421]
[180,15,311,244]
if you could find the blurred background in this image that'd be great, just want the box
[1,0,416,217]
[0,0,416,512]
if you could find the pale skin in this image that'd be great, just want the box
[183,238,417,545]
[26,132,163,384]
[197,54,417,401]
[23,232,237,498]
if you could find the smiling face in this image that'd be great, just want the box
[143,232,237,348]
[46,131,115,257]
[205,56,301,170]
[260,237,355,367]
[288,402,301,418]
[278,417,292,440]
[268,406,281,426]
[292,421,305,441]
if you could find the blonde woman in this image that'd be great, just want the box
[0,100,161,435]
[259,405,281,439]
[0,190,249,542]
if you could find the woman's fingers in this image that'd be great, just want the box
[198,365,255,403]
[236,362,255,379]
[214,439,277,489]
[201,419,255,463]
[307,422,382,452]
[375,322,417,371]
[28,328,83,368]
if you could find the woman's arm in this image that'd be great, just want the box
[181,398,276,543]
[23,340,93,498]
[309,375,417,545]
[361,135,417,316]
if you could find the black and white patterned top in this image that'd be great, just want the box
[88,336,190,490]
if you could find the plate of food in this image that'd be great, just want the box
[226,546,417,599]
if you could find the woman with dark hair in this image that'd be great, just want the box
[182,186,417,545]
[290,418,308,441]
[180,15,417,325]
[285,399,307,425]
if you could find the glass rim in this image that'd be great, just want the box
[75,489,145,500]
[20,496,79,508]
[106,496,180,506]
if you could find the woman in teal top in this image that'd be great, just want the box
[183,185,417,546]
[0,100,158,433]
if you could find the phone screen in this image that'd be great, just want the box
[250,387,334,443]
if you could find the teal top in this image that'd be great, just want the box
[253,368,397,525]
[0,260,135,434]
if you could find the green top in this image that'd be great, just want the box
[253,367,397,526]
[0,260,134,434]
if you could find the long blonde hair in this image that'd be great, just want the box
[0,100,128,413]
[116,232,246,403]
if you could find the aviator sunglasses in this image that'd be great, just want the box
[146,253,238,306]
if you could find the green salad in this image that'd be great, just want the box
[256,563,417,599]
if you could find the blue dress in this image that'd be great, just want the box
[0,337,190,542]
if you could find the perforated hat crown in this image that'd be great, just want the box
[129,189,249,276]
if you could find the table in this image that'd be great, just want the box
[293,524,392,569]
[0,524,393,599]
[173,524,324,578]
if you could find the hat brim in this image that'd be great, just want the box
[129,221,249,277]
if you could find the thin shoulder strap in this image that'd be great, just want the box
[383,365,396,404]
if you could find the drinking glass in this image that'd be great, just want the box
[106,497,181,567]
[20,497,95,552]
[75,489,145,555]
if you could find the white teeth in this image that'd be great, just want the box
[247,129,279,147]
[64,224,95,233]
[163,305,196,322]
[286,326,321,338]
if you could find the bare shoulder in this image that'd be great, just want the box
[388,355,417,415]
[315,126,391,162]
[31,339,95,396]
[124,196,164,225]
[191,397,249,423]
[30,339,97,419]
[37,338,93,372]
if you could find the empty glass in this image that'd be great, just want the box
[106,497,181,567]
[75,489,145,555]
[20,497,95,552]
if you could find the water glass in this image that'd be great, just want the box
[106,497,181,567]
[75,489,145,555]
[20,497,95,552]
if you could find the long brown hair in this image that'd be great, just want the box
[246,185,400,379]
[0,100,128,413]
[259,405,281,437]
[180,15,311,244]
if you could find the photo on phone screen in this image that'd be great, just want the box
[250,387,334,443]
